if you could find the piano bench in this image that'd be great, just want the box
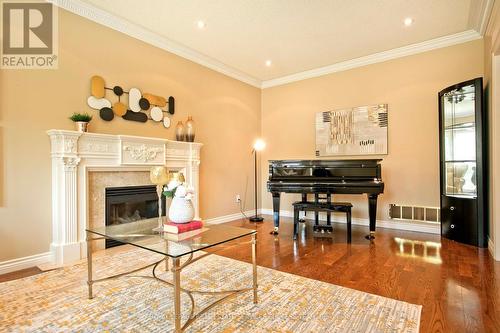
[292,201,352,242]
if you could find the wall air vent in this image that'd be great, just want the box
[389,204,440,223]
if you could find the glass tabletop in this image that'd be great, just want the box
[86,218,256,258]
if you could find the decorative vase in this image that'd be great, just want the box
[169,197,195,223]
[76,121,89,132]
[185,116,195,142]
[175,121,185,141]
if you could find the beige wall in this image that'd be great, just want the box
[0,9,261,261]
[261,40,484,223]
[484,0,500,258]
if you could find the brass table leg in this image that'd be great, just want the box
[252,233,258,304]
[165,240,169,271]
[86,231,93,299]
[172,257,181,333]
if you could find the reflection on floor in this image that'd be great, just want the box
[1,215,499,332]
[394,237,442,264]
[215,215,500,333]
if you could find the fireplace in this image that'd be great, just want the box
[105,185,165,248]
[47,130,201,265]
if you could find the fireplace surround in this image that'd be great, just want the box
[47,130,202,265]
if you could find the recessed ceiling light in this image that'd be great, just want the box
[196,20,206,29]
[265,60,272,67]
[404,17,414,26]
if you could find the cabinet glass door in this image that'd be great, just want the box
[442,83,477,198]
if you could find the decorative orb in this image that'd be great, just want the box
[150,166,169,185]
[178,173,186,183]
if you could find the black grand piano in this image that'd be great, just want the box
[267,159,384,239]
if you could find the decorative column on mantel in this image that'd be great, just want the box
[47,129,203,266]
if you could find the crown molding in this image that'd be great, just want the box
[48,0,262,88]
[485,0,500,49]
[261,30,482,89]
[468,0,495,35]
[49,0,483,90]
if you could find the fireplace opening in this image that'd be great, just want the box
[105,185,165,248]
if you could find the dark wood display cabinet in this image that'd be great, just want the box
[438,77,487,247]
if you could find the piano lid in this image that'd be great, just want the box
[269,159,382,167]
[268,159,382,181]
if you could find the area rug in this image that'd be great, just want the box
[0,246,421,332]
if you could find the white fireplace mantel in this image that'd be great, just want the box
[47,129,203,265]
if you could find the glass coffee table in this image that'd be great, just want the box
[86,218,257,332]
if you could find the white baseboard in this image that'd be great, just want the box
[0,252,54,275]
[0,208,440,276]
[488,237,498,260]
[204,210,256,224]
[0,210,256,275]
[260,209,440,234]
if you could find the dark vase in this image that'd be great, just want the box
[175,121,185,141]
[185,116,195,142]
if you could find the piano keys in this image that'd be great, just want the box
[267,159,384,239]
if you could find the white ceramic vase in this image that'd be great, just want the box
[168,197,195,223]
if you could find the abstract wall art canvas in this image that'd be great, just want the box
[315,104,388,156]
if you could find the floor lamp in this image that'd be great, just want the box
[249,139,265,222]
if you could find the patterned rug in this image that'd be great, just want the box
[0,246,421,332]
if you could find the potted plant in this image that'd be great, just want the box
[69,112,93,132]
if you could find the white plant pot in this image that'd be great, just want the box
[168,197,195,223]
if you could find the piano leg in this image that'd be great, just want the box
[271,192,280,235]
[314,194,319,226]
[326,193,331,226]
[299,194,307,222]
[366,194,378,240]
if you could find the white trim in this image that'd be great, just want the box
[0,210,253,275]
[205,210,256,224]
[260,209,440,234]
[261,30,482,88]
[47,0,484,89]
[0,252,54,275]
[488,237,497,260]
[479,0,495,35]
[47,129,202,265]
[1,207,440,275]
[469,0,496,36]
[48,0,261,88]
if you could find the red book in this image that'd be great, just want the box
[163,220,203,234]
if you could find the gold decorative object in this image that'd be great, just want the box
[150,166,170,230]
[90,75,105,98]
[178,172,185,183]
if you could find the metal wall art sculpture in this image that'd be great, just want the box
[87,75,175,128]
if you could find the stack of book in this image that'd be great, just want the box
[163,220,204,241]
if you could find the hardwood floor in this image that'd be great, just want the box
[0,266,43,283]
[1,215,499,332]
[214,216,500,333]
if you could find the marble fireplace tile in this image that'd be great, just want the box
[88,171,150,251]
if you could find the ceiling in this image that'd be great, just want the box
[61,0,493,87]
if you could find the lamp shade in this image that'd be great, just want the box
[253,139,266,151]
[150,166,169,185]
